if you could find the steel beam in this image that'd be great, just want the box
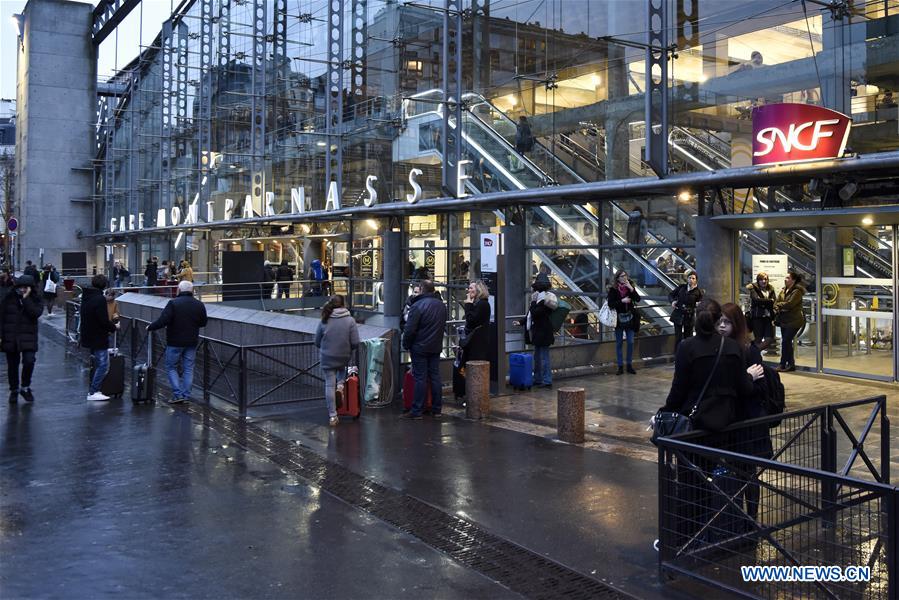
[92,0,142,45]
[197,0,214,212]
[645,0,669,177]
[442,0,463,197]
[250,0,267,213]
[350,0,367,117]
[326,0,345,202]
[161,20,174,216]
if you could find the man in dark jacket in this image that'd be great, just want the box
[262,261,276,298]
[0,275,43,403]
[144,258,158,288]
[23,261,39,281]
[276,259,294,298]
[80,275,118,401]
[402,280,447,419]
[147,280,208,403]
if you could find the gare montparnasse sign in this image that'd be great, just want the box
[108,163,474,234]
[752,103,852,166]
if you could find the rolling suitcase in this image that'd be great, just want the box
[509,353,534,391]
[403,368,432,412]
[90,333,125,398]
[131,333,155,404]
[337,371,361,419]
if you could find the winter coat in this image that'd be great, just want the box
[525,292,556,347]
[145,263,158,286]
[402,292,446,355]
[314,308,360,370]
[79,287,116,351]
[660,332,754,432]
[774,284,806,330]
[462,298,491,361]
[735,342,774,459]
[747,282,776,319]
[40,269,60,297]
[515,121,534,152]
[607,286,641,332]
[276,264,294,282]
[668,284,703,324]
[23,265,39,281]
[0,289,43,353]
[147,291,208,347]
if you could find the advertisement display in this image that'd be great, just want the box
[752,254,789,284]
[480,233,499,273]
[752,103,851,166]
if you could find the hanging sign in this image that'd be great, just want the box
[752,103,851,166]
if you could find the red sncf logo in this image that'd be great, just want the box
[752,103,851,166]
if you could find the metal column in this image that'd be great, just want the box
[216,0,230,153]
[160,20,174,217]
[645,0,669,177]
[326,0,345,201]
[350,0,367,117]
[249,0,267,214]
[197,0,214,215]
[441,0,463,197]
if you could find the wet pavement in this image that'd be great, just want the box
[3,319,895,598]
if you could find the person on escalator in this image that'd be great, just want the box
[669,271,703,348]
[515,116,535,154]
[746,272,777,351]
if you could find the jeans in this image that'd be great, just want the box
[780,325,800,368]
[277,282,291,298]
[533,345,551,385]
[411,352,442,416]
[89,349,110,394]
[5,351,36,391]
[322,367,341,419]
[615,327,635,366]
[164,345,197,400]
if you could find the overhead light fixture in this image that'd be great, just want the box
[698,73,708,83]
[316,141,326,147]
[753,219,764,229]
[366,219,378,229]
[862,216,873,226]
[678,191,691,202]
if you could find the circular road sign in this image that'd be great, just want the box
[7,218,17,232]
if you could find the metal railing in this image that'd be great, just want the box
[657,395,896,599]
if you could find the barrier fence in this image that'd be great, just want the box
[657,395,897,600]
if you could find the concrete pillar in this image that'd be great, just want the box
[820,17,864,115]
[695,216,734,303]
[465,360,490,419]
[557,387,585,443]
[501,223,527,318]
[382,231,403,319]
[15,0,96,272]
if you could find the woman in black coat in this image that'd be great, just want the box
[0,275,43,403]
[668,271,703,347]
[608,269,640,375]
[525,273,557,388]
[462,280,491,363]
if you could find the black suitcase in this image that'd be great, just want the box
[131,334,155,403]
[90,352,125,398]
[452,348,466,399]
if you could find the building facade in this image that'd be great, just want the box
[14,0,899,380]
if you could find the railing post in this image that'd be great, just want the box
[238,347,247,418]
[881,396,890,485]
[203,341,210,405]
[821,406,837,529]
[130,317,137,363]
[888,490,899,600]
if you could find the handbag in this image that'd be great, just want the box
[459,324,483,349]
[651,336,724,445]
[44,277,57,294]
[598,300,617,328]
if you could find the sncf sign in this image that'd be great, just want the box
[752,103,851,166]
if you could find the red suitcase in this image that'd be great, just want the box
[337,373,361,419]
[403,369,432,412]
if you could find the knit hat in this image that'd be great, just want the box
[15,275,35,288]
[532,272,551,292]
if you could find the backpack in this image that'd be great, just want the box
[759,364,786,427]
[549,299,571,333]
[598,300,617,328]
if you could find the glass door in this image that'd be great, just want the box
[820,226,894,380]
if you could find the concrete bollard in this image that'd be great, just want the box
[557,387,585,443]
[465,360,491,420]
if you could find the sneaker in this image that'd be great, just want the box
[329,416,339,427]
[400,412,423,420]
[8,391,17,404]
[87,391,110,401]
[626,365,637,375]
[168,397,187,405]
[19,388,34,402]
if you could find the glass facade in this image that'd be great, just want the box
[93,0,899,353]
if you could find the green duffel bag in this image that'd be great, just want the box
[549,299,571,333]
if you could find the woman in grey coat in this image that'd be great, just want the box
[314,295,360,426]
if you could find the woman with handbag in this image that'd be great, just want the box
[668,271,703,348]
[608,270,640,375]
[746,272,777,351]
[525,273,557,388]
[40,264,60,315]
[773,271,806,372]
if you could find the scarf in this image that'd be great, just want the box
[617,283,631,311]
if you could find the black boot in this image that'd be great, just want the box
[8,390,18,404]
[627,365,637,375]
[19,388,34,402]
[616,366,624,376]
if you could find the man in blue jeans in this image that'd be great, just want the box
[401,279,447,420]
[79,275,118,401]
[147,280,208,404]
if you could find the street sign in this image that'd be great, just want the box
[7,217,17,232]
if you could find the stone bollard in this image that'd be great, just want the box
[465,360,491,419]
[557,387,585,443]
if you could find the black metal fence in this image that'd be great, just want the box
[657,396,897,599]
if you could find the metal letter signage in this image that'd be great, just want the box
[752,103,851,166]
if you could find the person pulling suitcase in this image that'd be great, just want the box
[80,275,119,401]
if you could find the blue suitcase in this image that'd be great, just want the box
[509,353,534,391]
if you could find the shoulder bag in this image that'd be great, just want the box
[598,299,617,328]
[459,324,483,349]
[651,336,724,445]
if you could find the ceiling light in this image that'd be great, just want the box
[678,191,691,202]
[316,141,326,147]
[366,219,378,229]
[698,73,708,83]
[753,219,764,229]
[862,216,873,226]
